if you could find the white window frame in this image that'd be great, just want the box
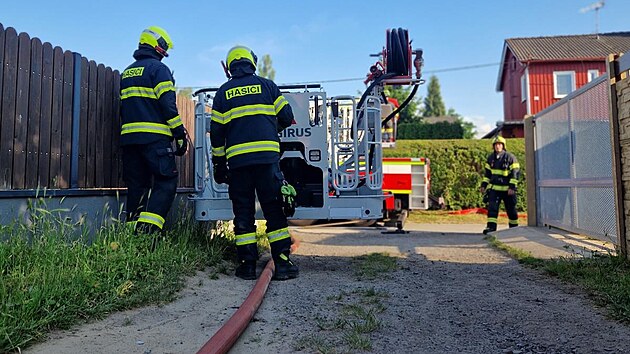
[553,71,575,99]
[520,73,528,102]
[587,69,599,82]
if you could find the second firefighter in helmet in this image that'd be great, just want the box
[119,26,188,244]
[480,136,520,234]
[210,45,297,280]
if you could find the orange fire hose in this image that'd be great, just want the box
[196,259,274,354]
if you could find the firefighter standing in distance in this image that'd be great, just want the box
[480,136,520,234]
[119,26,188,238]
[210,45,297,280]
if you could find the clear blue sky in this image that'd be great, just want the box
[2,0,629,137]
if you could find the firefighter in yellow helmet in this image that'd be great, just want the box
[480,136,520,234]
[210,45,297,280]
[119,26,188,244]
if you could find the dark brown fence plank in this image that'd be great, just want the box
[102,67,113,186]
[95,64,106,187]
[12,32,32,189]
[38,42,53,188]
[176,95,183,187]
[0,25,132,192]
[86,60,97,188]
[78,57,88,187]
[1,27,18,189]
[59,50,73,188]
[26,37,43,188]
[49,46,64,188]
[111,70,121,187]
[0,24,5,150]
[176,94,196,188]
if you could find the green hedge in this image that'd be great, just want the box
[383,139,526,211]
[398,122,465,139]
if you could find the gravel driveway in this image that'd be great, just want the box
[26,223,630,354]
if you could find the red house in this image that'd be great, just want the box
[493,32,630,138]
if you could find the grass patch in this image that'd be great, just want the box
[543,254,630,322]
[487,235,630,323]
[408,210,528,225]
[295,335,336,354]
[300,287,386,353]
[297,257,392,354]
[0,198,234,353]
[353,253,398,280]
[485,235,546,267]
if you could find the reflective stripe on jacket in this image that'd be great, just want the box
[481,150,520,191]
[119,47,184,145]
[210,69,293,169]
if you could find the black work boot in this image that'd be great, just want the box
[235,260,257,280]
[482,227,496,235]
[273,253,299,281]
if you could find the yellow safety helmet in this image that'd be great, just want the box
[226,45,257,71]
[139,26,173,57]
[492,136,507,148]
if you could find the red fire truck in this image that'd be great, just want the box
[382,157,430,230]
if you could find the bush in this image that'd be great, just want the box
[383,139,526,211]
[398,122,465,139]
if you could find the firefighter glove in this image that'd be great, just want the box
[213,161,229,185]
[174,138,187,156]
[280,181,297,217]
[174,128,189,156]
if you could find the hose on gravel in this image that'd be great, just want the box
[196,259,275,354]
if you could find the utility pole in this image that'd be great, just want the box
[580,0,606,35]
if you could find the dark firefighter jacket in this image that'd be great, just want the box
[481,150,520,192]
[210,63,294,169]
[119,46,184,146]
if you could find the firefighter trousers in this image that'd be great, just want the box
[228,163,291,262]
[486,189,518,231]
[122,139,179,232]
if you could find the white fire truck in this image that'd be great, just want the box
[191,28,426,227]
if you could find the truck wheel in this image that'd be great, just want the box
[354,220,377,227]
[288,219,318,226]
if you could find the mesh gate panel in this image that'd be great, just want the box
[576,187,617,239]
[539,187,572,226]
[534,77,617,242]
[570,81,613,179]
[535,104,571,180]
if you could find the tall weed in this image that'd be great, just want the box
[0,197,231,352]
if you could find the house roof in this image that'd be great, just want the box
[506,32,630,61]
[480,121,524,139]
[496,32,630,91]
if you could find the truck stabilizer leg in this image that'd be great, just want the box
[382,209,409,234]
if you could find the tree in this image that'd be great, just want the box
[258,54,275,81]
[447,108,477,139]
[423,75,446,117]
[383,85,423,124]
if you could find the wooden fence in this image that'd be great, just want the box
[0,23,195,192]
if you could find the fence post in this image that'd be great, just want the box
[70,52,81,188]
[607,53,628,258]
[524,115,537,226]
